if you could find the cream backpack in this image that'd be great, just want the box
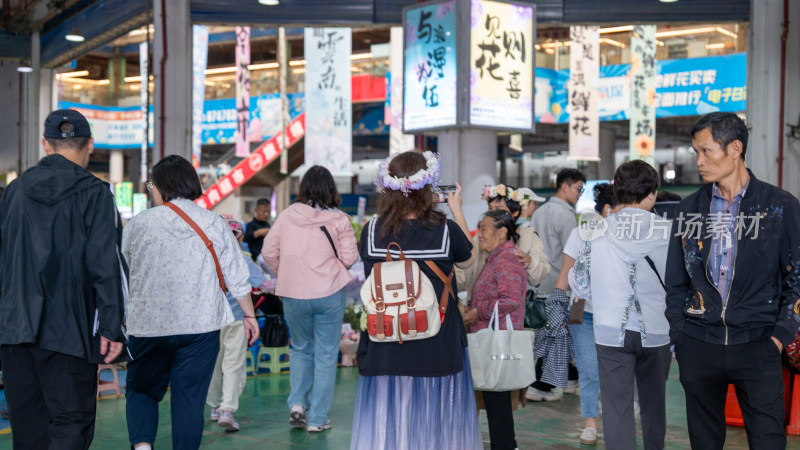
[360,242,454,343]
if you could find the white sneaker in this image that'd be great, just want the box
[564,380,580,395]
[307,420,332,432]
[525,386,544,401]
[526,386,562,401]
[209,407,219,421]
[579,427,597,445]
[218,410,240,432]
[289,405,306,428]
[542,388,563,401]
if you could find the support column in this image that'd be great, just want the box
[154,0,192,162]
[109,150,124,183]
[747,0,783,186]
[23,31,41,171]
[274,177,291,215]
[598,125,616,180]
[438,129,497,229]
[782,0,800,197]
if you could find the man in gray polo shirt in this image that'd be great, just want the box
[528,168,586,401]
[533,168,586,296]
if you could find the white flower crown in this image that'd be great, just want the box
[375,151,441,196]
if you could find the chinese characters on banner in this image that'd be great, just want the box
[629,25,656,165]
[390,27,414,154]
[235,26,250,158]
[403,1,457,131]
[192,25,209,168]
[304,28,352,174]
[469,0,535,130]
[139,42,148,182]
[568,26,600,161]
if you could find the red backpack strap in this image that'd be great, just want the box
[424,261,455,315]
[373,262,386,340]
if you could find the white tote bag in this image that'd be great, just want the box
[468,303,536,392]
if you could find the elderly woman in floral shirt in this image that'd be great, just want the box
[464,209,527,450]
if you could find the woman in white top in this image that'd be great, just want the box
[122,155,259,450]
[569,161,672,450]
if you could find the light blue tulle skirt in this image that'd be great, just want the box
[350,348,482,450]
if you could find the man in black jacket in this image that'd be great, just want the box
[0,110,128,449]
[665,112,800,449]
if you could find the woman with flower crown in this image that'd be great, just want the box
[457,184,551,308]
[350,151,481,450]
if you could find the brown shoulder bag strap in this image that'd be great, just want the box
[424,261,455,315]
[164,202,227,293]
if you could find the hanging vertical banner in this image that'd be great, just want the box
[235,26,251,158]
[139,41,148,182]
[390,26,414,154]
[629,25,657,165]
[402,1,457,132]
[192,25,209,168]
[468,0,535,131]
[568,26,600,161]
[304,27,352,174]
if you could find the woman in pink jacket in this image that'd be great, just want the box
[262,165,358,432]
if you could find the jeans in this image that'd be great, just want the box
[126,331,220,449]
[568,311,600,418]
[282,289,346,427]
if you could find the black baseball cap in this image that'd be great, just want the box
[43,109,92,139]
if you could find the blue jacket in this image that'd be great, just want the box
[665,170,800,347]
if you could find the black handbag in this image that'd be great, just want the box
[261,314,289,347]
[524,289,548,329]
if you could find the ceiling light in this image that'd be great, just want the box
[350,53,373,61]
[655,27,715,38]
[57,70,89,79]
[65,30,85,42]
[659,0,679,2]
[17,65,33,73]
[706,43,726,49]
[599,26,634,34]
[247,62,279,70]
[715,27,738,39]
[599,38,626,48]
[258,0,280,5]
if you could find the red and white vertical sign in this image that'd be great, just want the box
[235,26,251,158]
[568,26,600,161]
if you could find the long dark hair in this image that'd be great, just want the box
[296,165,341,209]
[377,152,445,240]
[151,155,203,202]
[483,209,519,244]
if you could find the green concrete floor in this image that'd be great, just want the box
[3,364,800,449]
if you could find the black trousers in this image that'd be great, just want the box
[0,344,98,450]
[675,334,786,450]
[482,390,517,450]
[595,331,671,450]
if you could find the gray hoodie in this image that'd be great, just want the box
[569,207,672,348]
